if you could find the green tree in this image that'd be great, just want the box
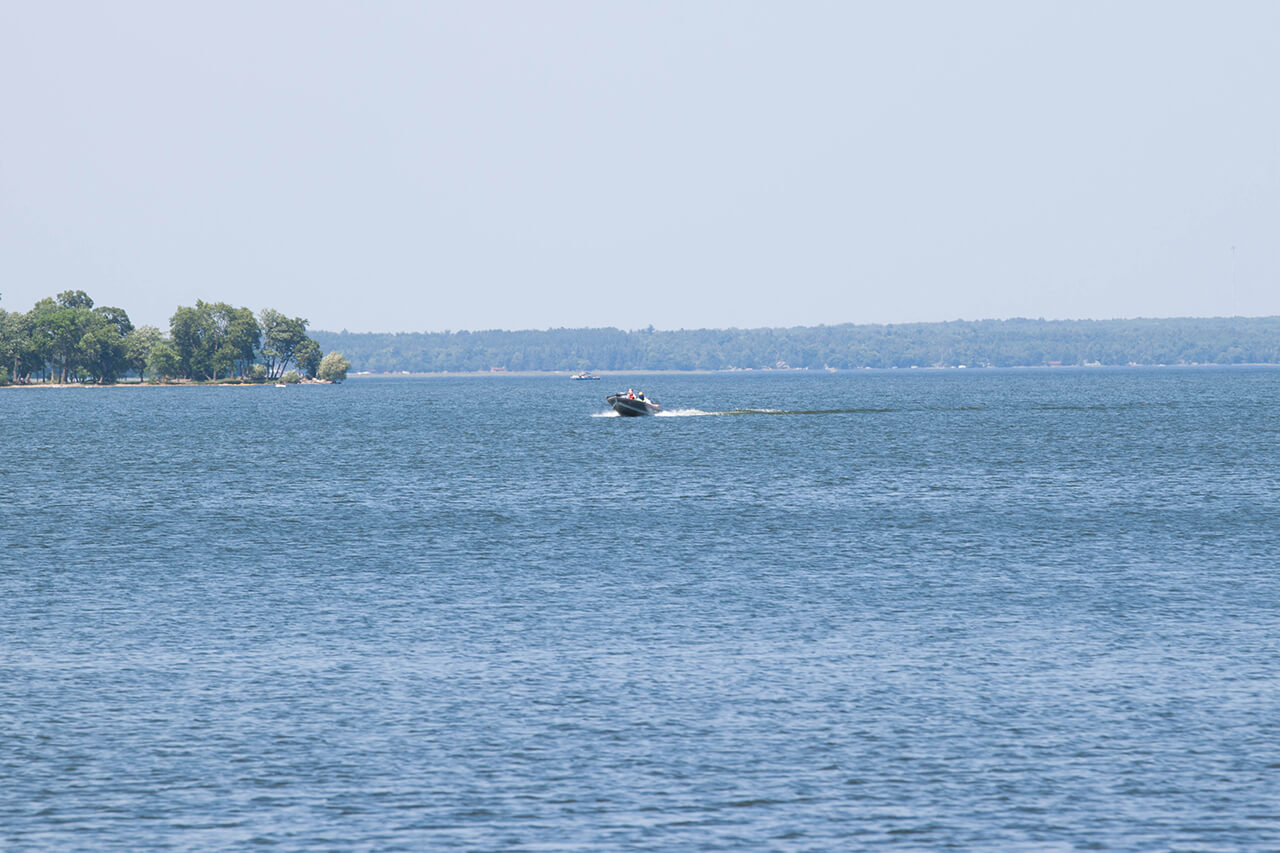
[79,305,134,383]
[0,307,8,384]
[259,308,311,379]
[295,337,322,378]
[125,325,163,382]
[56,290,94,310]
[216,305,260,379]
[0,307,28,383]
[146,340,182,382]
[26,292,102,382]
[170,301,259,380]
[317,351,351,383]
[79,324,123,382]
[169,302,217,379]
[281,369,301,384]
[9,311,43,382]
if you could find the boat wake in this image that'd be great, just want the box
[719,407,896,416]
[595,407,893,418]
[591,408,713,417]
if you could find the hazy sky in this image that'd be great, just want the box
[3,2,1277,332]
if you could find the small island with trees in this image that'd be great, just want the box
[0,291,350,386]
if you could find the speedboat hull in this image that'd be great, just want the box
[607,394,661,416]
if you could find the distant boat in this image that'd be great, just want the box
[274,383,287,388]
[571,371,601,380]
[606,392,661,416]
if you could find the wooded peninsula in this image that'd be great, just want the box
[5,292,1278,383]
[311,316,1280,374]
[0,291,349,385]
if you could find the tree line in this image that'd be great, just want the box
[10,297,1273,380]
[311,316,1280,374]
[0,291,350,385]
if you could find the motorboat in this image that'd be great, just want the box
[571,371,601,380]
[607,392,661,416]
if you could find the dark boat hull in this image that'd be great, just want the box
[607,394,660,416]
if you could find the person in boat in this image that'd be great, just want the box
[627,388,636,399]
[637,392,646,401]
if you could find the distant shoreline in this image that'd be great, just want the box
[337,362,1280,378]
[311,317,1280,373]
[6,362,1280,389]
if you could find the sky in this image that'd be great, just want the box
[2,1,1277,333]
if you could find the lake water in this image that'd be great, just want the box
[3,368,1280,851]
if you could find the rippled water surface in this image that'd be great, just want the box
[4,368,1280,850]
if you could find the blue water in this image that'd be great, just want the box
[3,368,1280,850]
